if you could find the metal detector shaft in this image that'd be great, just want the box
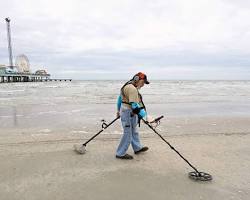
[83,116,120,146]
[142,118,200,173]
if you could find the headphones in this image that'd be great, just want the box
[133,75,140,82]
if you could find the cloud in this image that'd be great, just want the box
[0,0,250,79]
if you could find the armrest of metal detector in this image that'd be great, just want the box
[152,115,164,123]
[101,120,109,129]
[143,115,164,129]
[145,115,164,123]
[101,116,120,129]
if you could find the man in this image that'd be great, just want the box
[116,72,150,160]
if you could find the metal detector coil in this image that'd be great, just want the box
[188,171,213,181]
[74,144,86,154]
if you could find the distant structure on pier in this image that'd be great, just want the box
[0,17,52,83]
[15,54,31,73]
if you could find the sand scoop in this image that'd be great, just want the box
[74,116,120,154]
[142,117,213,182]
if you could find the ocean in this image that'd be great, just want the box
[0,80,250,136]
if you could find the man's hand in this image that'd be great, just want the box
[146,115,155,123]
[116,111,120,118]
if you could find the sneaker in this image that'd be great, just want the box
[116,154,133,160]
[134,146,149,154]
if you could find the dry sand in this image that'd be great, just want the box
[0,118,250,200]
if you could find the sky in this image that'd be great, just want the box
[0,0,250,80]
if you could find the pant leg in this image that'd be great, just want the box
[131,114,142,152]
[116,109,133,156]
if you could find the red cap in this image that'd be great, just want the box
[134,72,150,84]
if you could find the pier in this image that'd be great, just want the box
[0,73,49,83]
[44,79,72,82]
[0,73,72,83]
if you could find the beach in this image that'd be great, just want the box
[0,127,249,200]
[0,80,250,199]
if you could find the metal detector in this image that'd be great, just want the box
[74,116,120,154]
[142,117,212,182]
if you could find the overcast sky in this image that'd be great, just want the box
[0,0,250,80]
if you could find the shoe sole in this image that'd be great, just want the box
[134,147,149,154]
[116,155,133,160]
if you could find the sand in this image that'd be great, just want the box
[0,117,250,200]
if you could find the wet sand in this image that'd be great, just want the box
[0,117,250,200]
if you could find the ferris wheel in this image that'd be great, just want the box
[15,54,31,73]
